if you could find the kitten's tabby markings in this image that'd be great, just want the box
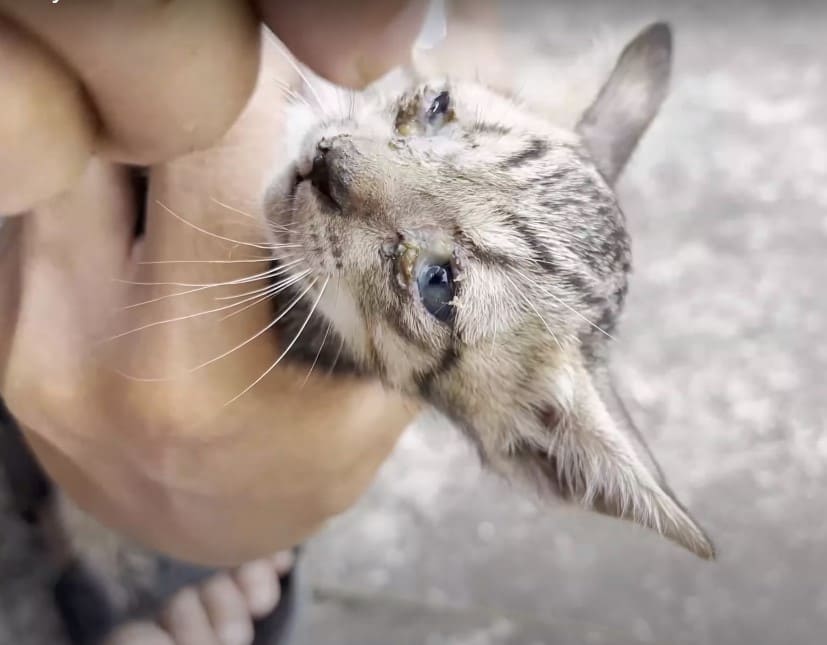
[265,22,715,559]
[499,136,550,168]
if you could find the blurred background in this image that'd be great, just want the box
[3,0,826,643]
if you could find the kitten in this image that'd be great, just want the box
[264,22,715,559]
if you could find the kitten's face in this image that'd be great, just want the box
[268,78,627,386]
[265,23,715,559]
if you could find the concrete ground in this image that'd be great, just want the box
[2,1,826,644]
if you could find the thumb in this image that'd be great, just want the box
[256,0,430,89]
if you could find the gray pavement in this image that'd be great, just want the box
[3,1,827,644]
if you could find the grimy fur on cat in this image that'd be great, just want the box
[265,22,715,560]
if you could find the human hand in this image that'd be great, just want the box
[0,0,428,212]
[0,0,426,565]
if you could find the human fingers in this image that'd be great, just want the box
[257,0,429,89]
[200,574,255,645]
[233,558,281,619]
[0,0,260,165]
[160,588,222,645]
[105,622,176,645]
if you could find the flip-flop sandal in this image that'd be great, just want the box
[1,399,305,645]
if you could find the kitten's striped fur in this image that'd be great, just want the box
[266,23,715,559]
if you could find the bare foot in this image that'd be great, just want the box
[104,551,295,645]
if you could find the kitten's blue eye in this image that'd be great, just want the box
[426,91,451,124]
[417,262,454,323]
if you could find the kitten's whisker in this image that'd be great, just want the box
[326,277,346,377]
[156,200,274,250]
[515,268,616,341]
[122,263,301,310]
[336,86,355,123]
[117,261,297,289]
[117,274,272,289]
[263,211,297,231]
[328,335,346,377]
[217,290,278,322]
[266,226,299,238]
[274,78,316,113]
[505,274,564,351]
[209,197,258,220]
[302,273,337,386]
[210,197,295,233]
[214,269,310,302]
[273,78,311,109]
[122,284,215,310]
[271,254,302,271]
[190,278,319,373]
[106,275,305,341]
[226,276,330,406]
[345,92,353,120]
[266,33,324,111]
[115,276,315,382]
[302,317,334,387]
[138,258,273,266]
[334,85,344,120]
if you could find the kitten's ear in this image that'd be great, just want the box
[576,22,673,184]
[510,363,715,560]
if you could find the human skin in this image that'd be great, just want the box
[0,2,507,642]
[0,0,503,568]
[0,0,426,566]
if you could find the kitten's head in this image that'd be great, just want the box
[265,23,714,558]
